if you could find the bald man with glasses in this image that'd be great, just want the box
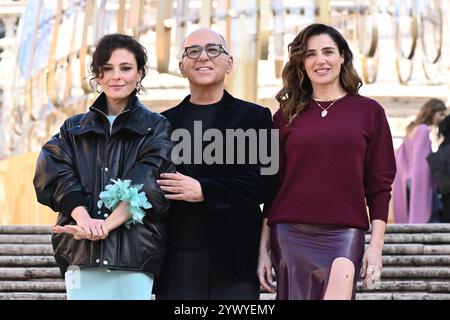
[155,28,278,300]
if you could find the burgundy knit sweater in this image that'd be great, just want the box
[265,94,396,230]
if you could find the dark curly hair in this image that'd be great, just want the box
[90,33,148,93]
[276,24,362,124]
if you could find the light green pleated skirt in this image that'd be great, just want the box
[65,266,154,300]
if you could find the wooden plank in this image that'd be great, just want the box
[0,152,55,225]
[156,1,173,73]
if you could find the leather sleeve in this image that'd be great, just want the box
[122,115,175,220]
[33,120,85,216]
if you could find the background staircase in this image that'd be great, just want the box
[0,226,65,300]
[1,224,450,300]
[356,224,450,300]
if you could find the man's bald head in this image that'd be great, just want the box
[183,28,228,51]
[178,27,233,90]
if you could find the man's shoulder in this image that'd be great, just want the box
[227,95,267,112]
[226,99,272,125]
[161,95,190,119]
[161,104,181,120]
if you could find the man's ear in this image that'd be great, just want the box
[179,61,186,77]
[226,55,233,74]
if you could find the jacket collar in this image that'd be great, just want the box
[68,91,153,136]
[89,90,137,116]
[170,89,234,131]
[176,89,234,109]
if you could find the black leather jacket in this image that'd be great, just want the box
[33,93,174,276]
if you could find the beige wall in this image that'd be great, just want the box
[0,152,55,225]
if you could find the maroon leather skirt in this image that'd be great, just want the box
[271,223,365,300]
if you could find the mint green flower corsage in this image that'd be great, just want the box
[97,178,152,228]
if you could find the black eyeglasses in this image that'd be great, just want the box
[182,44,229,59]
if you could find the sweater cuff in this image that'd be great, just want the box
[59,191,85,216]
[368,201,389,223]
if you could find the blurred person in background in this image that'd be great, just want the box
[427,113,450,223]
[393,98,446,223]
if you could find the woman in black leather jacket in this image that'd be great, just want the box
[33,33,174,299]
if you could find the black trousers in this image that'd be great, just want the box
[155,249,260,300]
[440,193,450,222]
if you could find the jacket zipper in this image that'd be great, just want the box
[90,107,130,136]
[91,106,130,268]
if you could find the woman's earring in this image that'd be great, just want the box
[95,82,102,93]
[136,81,141,94]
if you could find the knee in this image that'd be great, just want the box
[323,257,356,300]
[329,257,355,283]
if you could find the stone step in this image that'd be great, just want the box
[1,255,447,269]
[382,255,450,266]
[0,281,65,292]
[382,244,450,255]
[3,243,449,257]
[0,224,449,234]
[0,268,61,280]
[0,257,447,282]
[0,224,449,300]
[0,226,52,234]
[0,234,51,244]
[5,234,450,245]
[0,256,57,267]
[356,292,450,300]
[260,293,276,300]
[1,233,449,244]
[4,291,450,300]
[0,292,66,300]
[383,224,450,233]
[261,279,450,292]
[20,279,444,294]
[262,292,450,300]
[5,255,446,267]
[381,267,450,279]
[365,233,450,243]
[0,244,53,255]
[356,280,450,292]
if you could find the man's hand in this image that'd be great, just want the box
[157,172,204,202]
[257,250,276,293]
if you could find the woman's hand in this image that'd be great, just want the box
[257,249,276,293]
[360,244,383,289]
[361,220,386,289]
[68,206,109,240]
[52,224,109,241]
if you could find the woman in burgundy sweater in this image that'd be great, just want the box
[257,24,396,300]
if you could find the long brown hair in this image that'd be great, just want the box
[276,24,362,124]
[406,98,447,134]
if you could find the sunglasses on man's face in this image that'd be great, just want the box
[182,44,229,59]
